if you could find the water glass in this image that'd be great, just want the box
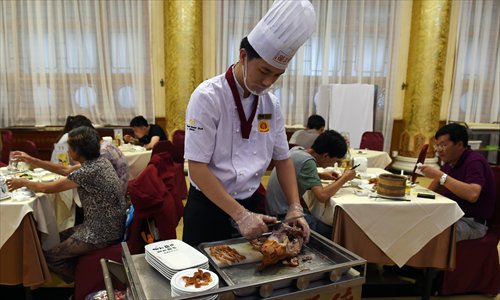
[8,153,18,171]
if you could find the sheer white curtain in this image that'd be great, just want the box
[448,0,500,124]
[214,0,402,150]
[0,0,153,127]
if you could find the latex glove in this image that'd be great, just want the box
[234,209,276,240]
[285,203,311,243]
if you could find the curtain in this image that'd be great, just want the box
[448,0,500,124]
[214,0,402,150]
[0,0,153,127]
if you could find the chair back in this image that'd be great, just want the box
[151,139,183,163]
[411,144,429,183]
[488,165,500,232]
[1,130,13,164]
[172,130,185,163]
[359,131,384,151]
[20,140,40,158]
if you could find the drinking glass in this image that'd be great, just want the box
[8,153,18,171]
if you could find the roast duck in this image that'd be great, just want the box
[252,223,304,270]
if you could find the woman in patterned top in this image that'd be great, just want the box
[6,126,127,283]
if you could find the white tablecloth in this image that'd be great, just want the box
[304,168,464,267]
[351,149,392,169]
[122,149,152,179]
[0,193,61,251]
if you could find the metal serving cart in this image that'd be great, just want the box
[119,231,366,300]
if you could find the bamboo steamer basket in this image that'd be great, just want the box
[377,174,406,197]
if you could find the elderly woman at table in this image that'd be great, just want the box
[11,115,129,195]
[6,126,127,283]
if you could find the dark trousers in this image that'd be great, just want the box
[182,186,260,247]
[44,226,114,283]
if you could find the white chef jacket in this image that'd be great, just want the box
[185,71,290,200]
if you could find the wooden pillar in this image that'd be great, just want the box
[392,0,452,172]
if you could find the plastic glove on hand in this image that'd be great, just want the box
[285,204,310,243]
[234,209,276,240]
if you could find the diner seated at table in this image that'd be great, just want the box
[13,115,129,195]
[6,126,128,283]
[288,114,325,148]
[123,115,167,150]
[419,123,496,242]
[266,130,356,238]
[51,115,95,164]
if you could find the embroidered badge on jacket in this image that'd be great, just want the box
[258,120,270,133]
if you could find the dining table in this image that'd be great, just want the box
[0,168,77,287]
[303,168,464,269]
[350,148,392,169]
[118,145,152,180]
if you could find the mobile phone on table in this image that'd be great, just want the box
[417,193,435,199]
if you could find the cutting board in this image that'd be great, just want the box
[205,242,263,268]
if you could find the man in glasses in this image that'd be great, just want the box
[419,123,496,241]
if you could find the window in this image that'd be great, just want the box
[0,0,153,127]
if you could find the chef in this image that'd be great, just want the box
[183,0,316,246]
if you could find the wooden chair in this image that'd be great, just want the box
[359,131,384,151]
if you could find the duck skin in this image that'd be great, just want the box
[257,223,304,270]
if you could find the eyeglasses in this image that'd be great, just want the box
[433,143,449,150]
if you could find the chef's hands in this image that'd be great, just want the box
[286,203,310,243]
[234,209,276,240]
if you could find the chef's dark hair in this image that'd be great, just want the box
[67,126,101,160]
[240,37,261,61]
[312,130,347,159]
[435,123,469,147]
[130,115,149,128]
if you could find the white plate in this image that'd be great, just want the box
[374,192,410,201]
[145,240,208,271]
[170,268,218,293]
[40,175,58,182]
[0,194,11,200]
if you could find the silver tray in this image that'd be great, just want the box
[199,230,365,297]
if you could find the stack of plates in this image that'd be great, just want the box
[144,240,209,280]
[170,268,218,300]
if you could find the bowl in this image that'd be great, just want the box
[350,179,362,187]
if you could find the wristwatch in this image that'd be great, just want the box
[439,174,448,185]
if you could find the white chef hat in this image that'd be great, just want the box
[247,0,316,70]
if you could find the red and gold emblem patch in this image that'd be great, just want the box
[258,120,270,133]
